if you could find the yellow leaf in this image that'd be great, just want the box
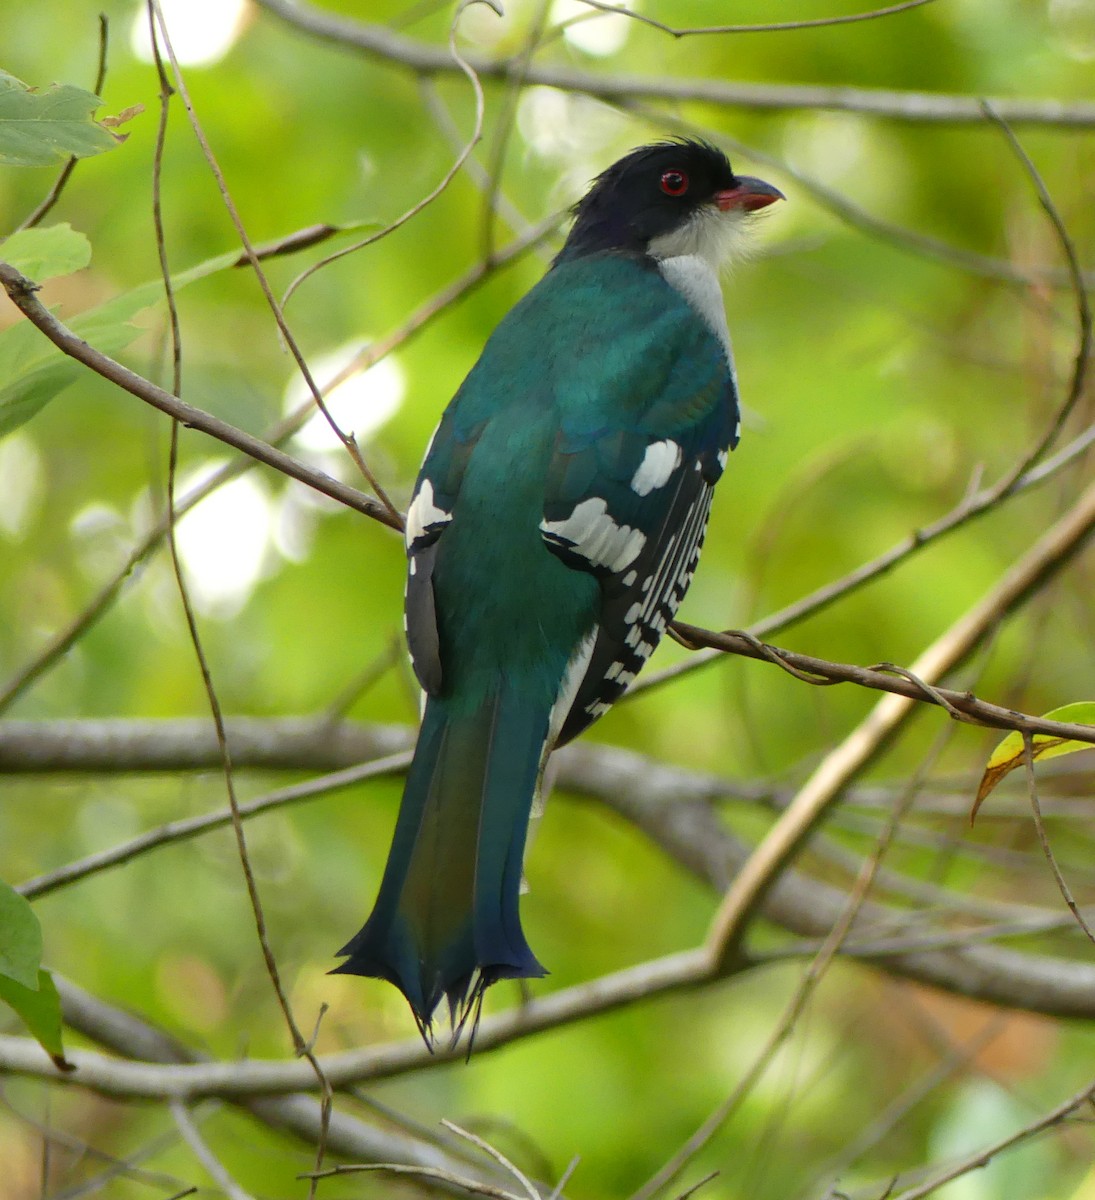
[972,702,1095,822]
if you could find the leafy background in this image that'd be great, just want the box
[1,0,1094,1197]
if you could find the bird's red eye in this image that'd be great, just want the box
[660,170,689,197]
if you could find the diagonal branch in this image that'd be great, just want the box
[703,471,1095,968]
[0,263,397,528]
[0,213,558,717]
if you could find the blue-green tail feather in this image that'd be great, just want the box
[334,679,549,1040]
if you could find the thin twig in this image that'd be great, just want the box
[477,0,550,262]
[575,0,937,37]
[887,1074,1095,1199]
[703,472,1095,969]
[170,1101,256,1200]
[980,102,1094,480]
[548,1157,580,1200]
[669,1171,719,1200]
[0,1088,189,1198]
[147,7,335,1189]
[418,79,538,248]
[669,617,1095,746]
[809,1018,1006,1192]
[148,2,400,525]
[15,15,110,231]
[280,0,498,307]
[304,1161,526,1198]
[14,750,409,924]
[0,214,557,716]
[1023,733,1095,946]
[443,1120,540,1200]
[320,638,404,722]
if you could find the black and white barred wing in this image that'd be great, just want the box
[540,408,735,749]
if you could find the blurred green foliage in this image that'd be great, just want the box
[1,0,1094,1196]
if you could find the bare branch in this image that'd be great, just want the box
[252,0,1095,129]
[669,622,1095,746]
[575,0,938,37]
[703,472,1095,966]
[0,716,411,774]
[0,262,396,526]
[171,1101,256,1200]
[0,214,557,716]
[17,748,411,901]
[887,1074,1095,1199]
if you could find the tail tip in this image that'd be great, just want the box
[331,947,547,1054]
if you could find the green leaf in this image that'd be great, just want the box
[972,702,1095,819]
[0,879,42,990]
[0,223,91,282]
[0,969,71,1070]
[0,70,120,167]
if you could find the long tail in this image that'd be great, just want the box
[333,678,549,1042]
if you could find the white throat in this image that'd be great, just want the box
[655,253,735,374]
[647,204,754,273]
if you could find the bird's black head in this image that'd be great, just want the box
[557,138,783,266]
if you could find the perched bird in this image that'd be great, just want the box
[334,139,782,1042]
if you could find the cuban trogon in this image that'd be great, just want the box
[334,138,783,1043]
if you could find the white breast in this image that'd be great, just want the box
[656,254,738,389]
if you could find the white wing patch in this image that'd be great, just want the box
[548,630,595,748]
[541,497,646,573]
[405,478,452,550]
[631,439,682,496]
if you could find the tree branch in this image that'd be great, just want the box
[54,976,505,1188]
[0,263,398,530]
[703,471,1095,965]
[3,736,1095,1104]
[5,592,1095,786]
[253,0,1095,129]
[669,624,1095,744]
[0,717,411,773]
[575,0,939,37]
